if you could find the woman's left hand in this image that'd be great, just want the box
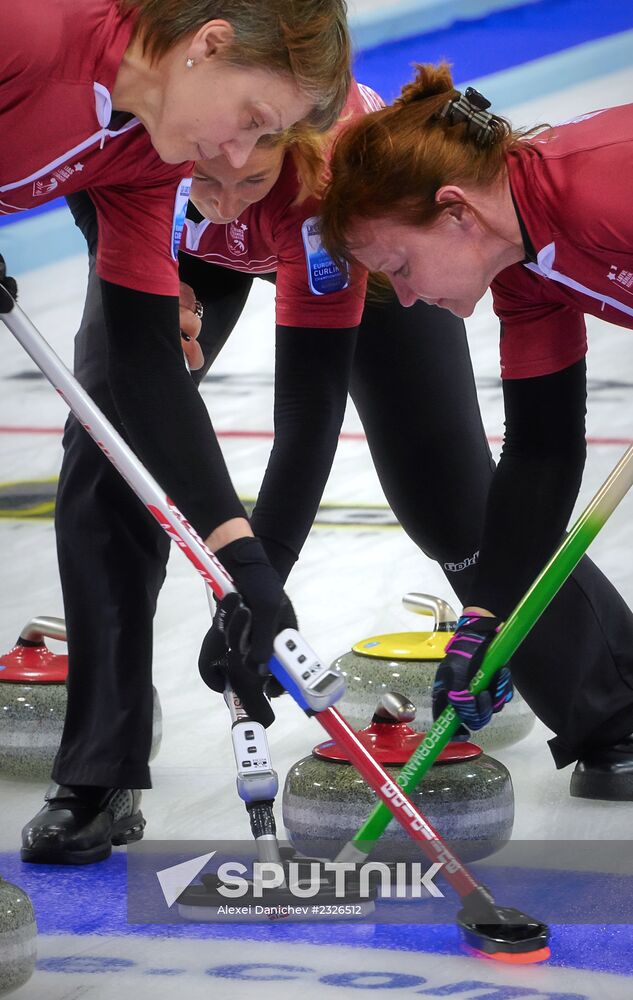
[179,281,205,370]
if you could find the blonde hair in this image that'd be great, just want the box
[257,124,327,199]
[118,0,351,131]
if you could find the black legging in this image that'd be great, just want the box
[179,253,492,596]
[351,295,492,588]
[52,199,633,788]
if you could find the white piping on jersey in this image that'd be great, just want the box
[182,249,278,273]
[0,83,140,195]
[0,196,32,214]
[183,219,278,271]
[525,242,633,320]
[357,82,384,112]
[94,83,114,127]
[183,217,213,252]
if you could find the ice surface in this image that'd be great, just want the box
[1,58,633,1000]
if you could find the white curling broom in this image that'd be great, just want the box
[0,278,551,961]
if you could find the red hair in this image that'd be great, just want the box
[320,62,542,266]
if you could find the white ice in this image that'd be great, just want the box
[0,58,632,1000]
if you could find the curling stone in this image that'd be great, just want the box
[0,876,37,997]
[333,593,534,751]
[283,692,514,863]
[0,616,162,780]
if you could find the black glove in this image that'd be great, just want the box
[432,613,513,732]
[0,254,18,311]
[198,537,297,725]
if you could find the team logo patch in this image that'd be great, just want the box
[33,177,58,197]
[227,221,248,256]
[608,264,633,297]
[32,163,84,198]
[301,216,349,295]
[171,177,192,259]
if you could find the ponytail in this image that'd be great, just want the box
[320,62,542,265]
[398,63,512,149]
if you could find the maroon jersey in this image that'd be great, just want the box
[0,0,192,295]
[492,104,633,378]
[180,82,383,328]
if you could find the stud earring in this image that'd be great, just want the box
[186,58,195,69]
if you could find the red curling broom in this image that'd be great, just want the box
[1,277,550,961]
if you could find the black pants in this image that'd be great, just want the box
[52,255,633,787]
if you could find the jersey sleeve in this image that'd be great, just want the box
[564,128,633,254]
[492,263,587,380]
[89,164,192,297]
[273,197,367,328]
[0,7,57,88]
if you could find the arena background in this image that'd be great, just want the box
[2,2,633,997]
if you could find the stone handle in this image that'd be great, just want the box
[374,692,417,723]
[402,593,458,632]
[18,616,67,645]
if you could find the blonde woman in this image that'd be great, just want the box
[4,0,351,864]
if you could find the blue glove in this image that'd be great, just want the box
[432,613,513,732]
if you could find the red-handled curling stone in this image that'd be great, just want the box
[313,718,482,766]
[0,616,162,780]
[0,623,68,683]
[282,692,514,863]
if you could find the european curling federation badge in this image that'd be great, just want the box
[301,216,349,295]
[171,177,192,259]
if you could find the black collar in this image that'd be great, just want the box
[510,189,537,264]
[107,110,136,132]
[186,202,205,223]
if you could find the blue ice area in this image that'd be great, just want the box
[2,1,633,987]
[353,0,633,100]
[3,851,633,975]
[4,0,633,265]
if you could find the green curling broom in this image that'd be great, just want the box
[337,441,633,867]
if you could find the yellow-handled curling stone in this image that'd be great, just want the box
[0,616,162,779]
[282,692,514,863]
[0,877,36,997]
[332,594,534,750]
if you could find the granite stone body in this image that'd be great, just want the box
[0,877,37,997]
[334,643,534,750]
[0,680,162,780]
[283,749,514,863]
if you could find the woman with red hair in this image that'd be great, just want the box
[320,62,633,801]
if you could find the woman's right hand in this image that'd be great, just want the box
[0,253,18,304]
[198,537,298,727]
[179,281,205,370]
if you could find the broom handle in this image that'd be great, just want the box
[340,443,633,859]
[0,293,496,908]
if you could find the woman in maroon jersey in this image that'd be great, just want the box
[2,0,351,862]
[319,61,633,800]
[28,88,633,869]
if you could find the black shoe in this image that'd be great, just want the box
[21,784,145,864]
[570,736,633,801]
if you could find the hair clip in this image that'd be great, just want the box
[437,87,502,145]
